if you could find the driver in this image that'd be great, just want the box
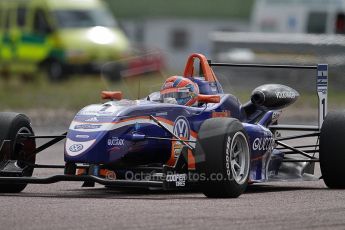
[160,76,199,106]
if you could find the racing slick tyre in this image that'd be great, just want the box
[0,113,36,193]
[320,111,345,189]
[195,118,250,198]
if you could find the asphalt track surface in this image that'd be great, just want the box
[1,129,345,230]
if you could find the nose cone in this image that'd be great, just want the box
[64,100,138,163]
[65,99,181,165]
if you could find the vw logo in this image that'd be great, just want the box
[173,116,190,139]
[69,144,84,152]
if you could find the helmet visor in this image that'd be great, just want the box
[160,88,194,105]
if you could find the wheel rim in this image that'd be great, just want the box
[14,127,35,163]
[1,127,34,162]
[227,132,250,184]
[49,61,62,80]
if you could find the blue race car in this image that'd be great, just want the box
[1,53,345,198]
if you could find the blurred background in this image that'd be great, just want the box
[0,0,344,127]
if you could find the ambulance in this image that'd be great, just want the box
[0,0,130,80]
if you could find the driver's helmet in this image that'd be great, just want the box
[160,76,199,106]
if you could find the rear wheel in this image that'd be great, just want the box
[46,60,67,81]
[320,111,345,188]
[195,118,250,198]
[102,62,123,82]
[0,113,36,193]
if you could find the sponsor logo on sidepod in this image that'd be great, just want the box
[172,116,191,158]
[107,137,125,146]
[252,137,275,151]
[173,116,190,139]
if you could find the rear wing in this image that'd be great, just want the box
[208,61,328,129]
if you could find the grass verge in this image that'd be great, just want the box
[0,73,344,112]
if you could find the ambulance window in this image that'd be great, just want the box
[5,10,11,30]
[33,9,52,34]
[53,9,117,28]
[17,7,27,27]
[335,13,345,34]
[0,9,2,29]
[306,12,327,34]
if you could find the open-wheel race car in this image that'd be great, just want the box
[1,53,345,198]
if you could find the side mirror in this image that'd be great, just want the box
[197,94,220,104]
[101,91,123,100]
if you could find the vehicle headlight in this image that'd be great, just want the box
[87,26,117,45]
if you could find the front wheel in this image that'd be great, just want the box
[320,111,345,188]
[195,118,250,198]
[0,112,36,193]
[45,60,67,81]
